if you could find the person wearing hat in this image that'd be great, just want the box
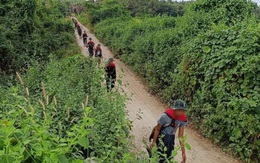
[105,58,116,91]
[150,99,188,163]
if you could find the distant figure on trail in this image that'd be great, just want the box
[83,31,88,45]
[149,99,188,163]
[105,58,116,92]
[95,44,103,64]
[77,25,82,39]
[72,18,77,28]
[115,48,123,59]
[86,38,95,57]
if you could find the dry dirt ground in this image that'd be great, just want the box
[74,19,240,163]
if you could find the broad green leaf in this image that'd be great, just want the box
[78,137,89,148]
[185,143,191,150]
[203,46,211,53]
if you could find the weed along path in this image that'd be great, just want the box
[73,19,239,163]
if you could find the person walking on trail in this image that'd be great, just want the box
[77,24,82,39]
[150,99,188,163]
[86,38,95,57]
[115,48,123,59]
[83,31,88,45]
[105,58,116,92]
[95,44,103,64]
[72,18,77,28]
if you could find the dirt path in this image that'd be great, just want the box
[74,19,239,163]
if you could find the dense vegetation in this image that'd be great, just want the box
[0,0,75,73]
[119,0,188,16]
[78,0,260,162]
[0,56,133,162]
[0,0,137,162]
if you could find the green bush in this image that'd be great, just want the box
[0,0,75,73]
[191,0,256,25]
[180,21,260,161]
[0,55,133,162]
[0,0,140,162]
[118,0,187,16]
[89,0,130,25]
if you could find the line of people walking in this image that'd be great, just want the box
[72,18,116,92]
[73,18,188,163]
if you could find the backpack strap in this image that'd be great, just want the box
[165,108,187,122]
[164,109,188,127]
[149,110,175,142]
[165,109,174,118]
[161,109,175,129]
[149,109,187,142]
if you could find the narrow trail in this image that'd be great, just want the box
[74,19,240,163]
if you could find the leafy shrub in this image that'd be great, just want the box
[89,0,130,25]
[0,0,75,73]
[1,0,141,162]
[119,0,188,16]
[0,55,133,162]
[191,0,256,25]
[180,21,260,161]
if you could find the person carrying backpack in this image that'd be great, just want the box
[149,99,188,163]
[95,44,103,64]
[105,58,116,91]
[77,25,82,39]
[86,38,95,57]
[83,31,88,45]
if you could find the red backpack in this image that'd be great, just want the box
[149,109,187,142]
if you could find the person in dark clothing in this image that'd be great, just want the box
[77,25,82,39]
[150,100,188,163]
[105,58,116,91]
[83,31,88,45]
[115,48,123,59]
[95,44,102,57]
[95,44,103,64]
[86,38,95,57]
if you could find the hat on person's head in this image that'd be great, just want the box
[172,99,188,110]
[106,58,114,65]
[108,58,114,62]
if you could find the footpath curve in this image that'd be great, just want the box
[73,18,239,163]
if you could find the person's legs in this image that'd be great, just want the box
[89,50,94,57]
[97,57,101,65]
[157,134,175,163]
[111,78,115,89]
[106,78,110,91]
[94,57,100,65]
[79,32,82,39]
[106,76,111,91]
[164,134,175,159]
